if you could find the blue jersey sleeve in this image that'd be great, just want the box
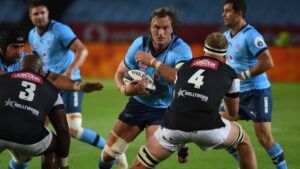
[54,23,77,49]
[124,37,143,69]
[246,29,268,57]
[172,42,193,65]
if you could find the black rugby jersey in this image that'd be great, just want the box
[0,71,64,144]
[165,56,239,131]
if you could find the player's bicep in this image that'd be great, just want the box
[55,24,77,48]
[115,61,130,87]
[174,44,193,68]
[246,31,268,57]
[225,78,240,98]
[124,39,142,69]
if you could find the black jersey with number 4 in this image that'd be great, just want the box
[0,71,64,144]
[165,56,240,131]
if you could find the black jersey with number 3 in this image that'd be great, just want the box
[165,56,240,131]
[0,71,64,144]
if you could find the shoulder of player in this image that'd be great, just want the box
[242,24,262,36]
[221,62,237,77]
[170,37,191,51]
[51,20,72,31]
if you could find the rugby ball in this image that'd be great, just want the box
[123,69,156,93]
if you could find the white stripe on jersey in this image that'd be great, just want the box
[54,94,64,107]
[228,78,240,94]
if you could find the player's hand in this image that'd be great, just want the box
[80,82,104,93]
[177,146,189,163]
[124,79,149,96]
[135,51,154,67]
[237,73,243,80]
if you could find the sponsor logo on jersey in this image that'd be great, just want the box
[4,98,40,116]
[12,72,43,84]
[177,88,208,102]
[191,59,219,70]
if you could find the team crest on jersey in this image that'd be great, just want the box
[42,51,47,57]
[255,37,265,48]
[153,72,160,80]
[229,54,234,61]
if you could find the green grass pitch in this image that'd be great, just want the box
[0,80,299,169]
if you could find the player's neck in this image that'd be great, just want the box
[230,19,246,36]
[36,23,50,36]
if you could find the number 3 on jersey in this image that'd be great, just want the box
[19,81,36,101]
[188,69,205,89]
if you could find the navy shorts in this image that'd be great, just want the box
[118,98,166,130]
[220,87,273,122]
[239,87,273,122]
[60,80,83,113]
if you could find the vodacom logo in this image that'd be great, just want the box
[84,23,108,42]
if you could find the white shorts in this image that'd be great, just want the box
[0,131,52,160]
[155,118,231,151]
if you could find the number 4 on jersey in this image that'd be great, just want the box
[188,69,205,89]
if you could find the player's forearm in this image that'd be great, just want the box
[47,72,76,90]
[156,63,178,84]
[115,61,129,90]
[241,50,274,79]
[49,109,70,158]
[224,97,239,119]
[68,48,88,71]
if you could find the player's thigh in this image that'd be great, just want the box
[215,119,244,149]
[146,133,173,161]
[108,120,142,144]
[145,125,159,141]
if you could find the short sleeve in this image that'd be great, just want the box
[226,78,240,98]
[246,30,268,57]
[54,23,77,48]
[124,37,143,69]
[173,40,193,65]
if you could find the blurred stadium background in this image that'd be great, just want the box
[1,0,300,81]
[0,0,300,168]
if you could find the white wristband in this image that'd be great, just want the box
[155,61,162,70]
[245,70,251,78]
[59,157,68,167]
[241,70,251,80]
[150,58,156,67]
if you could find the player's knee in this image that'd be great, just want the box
[102,131,129,160]
[11,155,31,164]
[230,123,246,148]
[66,114,83,139]
[137,146,160,169]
